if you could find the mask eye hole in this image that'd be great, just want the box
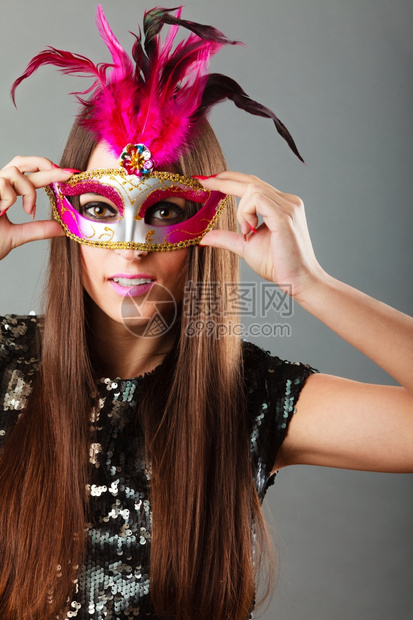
[78,194,120,221]
[144,199,191,227]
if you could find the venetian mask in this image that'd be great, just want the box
[46,168,228,251]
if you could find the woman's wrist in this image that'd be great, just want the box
[287,264,332,308]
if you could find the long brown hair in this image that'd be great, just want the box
[0,122,273,619]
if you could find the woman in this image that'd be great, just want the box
[0,5,412,620]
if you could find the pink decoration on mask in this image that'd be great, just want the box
[59,180,125,216]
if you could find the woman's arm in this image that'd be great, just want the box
[277,374,413,472]
[277,275,413,472]
[296,273,413,395]
[197,171,413,472]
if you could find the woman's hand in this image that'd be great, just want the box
[0,156,75,260]
[197,171,325,299]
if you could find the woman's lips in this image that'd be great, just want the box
[108,274,156,297]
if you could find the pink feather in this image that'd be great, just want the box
[11,5,304,166]
[11,47,110,106]
[95,5,134,82]
[84,5,232,166]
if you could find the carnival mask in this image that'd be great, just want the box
[46,169,228,251]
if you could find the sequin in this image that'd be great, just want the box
[0,315,317,619]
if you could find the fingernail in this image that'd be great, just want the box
[63,168,81,174]
[248,223,258,234]
[0,209,6,217]
[52,163,61,169]
[192,174,218,180]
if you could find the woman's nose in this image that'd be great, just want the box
[114,248,148,261]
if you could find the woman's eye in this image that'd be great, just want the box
[144,201,186,226]
[80,201,118,221]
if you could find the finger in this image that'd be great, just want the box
[237,196,260,235]
[0,172,37,215]
[199,176,299,233]
[196,171,285,200]
[197,172,304,234]
[0,167,74,215]
[236,186,290,234]
[207,171,261,184]
[3,156,58,174]
[26,167,76,189]
[201,172,303,211]
[240,191,295,228]
[196,174,250,200]
[0,177,22,214]
[199,229,246,255]
[2,155,80,179]
[10,220,65,249]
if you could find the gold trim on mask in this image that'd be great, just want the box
[60,168,205,189]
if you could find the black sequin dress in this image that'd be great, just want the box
[0,315,316,619]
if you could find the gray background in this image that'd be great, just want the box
[1,1,412,618]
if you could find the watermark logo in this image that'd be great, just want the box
[185,319,291,339]
[120,282,177,338]
[183,281,293,319]
[261,283,293,318]
[121,281,293,339]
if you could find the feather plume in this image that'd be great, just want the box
[11,5,304,166]
[11,48,111,106]
[197,74,304,162]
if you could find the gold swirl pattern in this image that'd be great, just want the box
[98,227,115,241]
